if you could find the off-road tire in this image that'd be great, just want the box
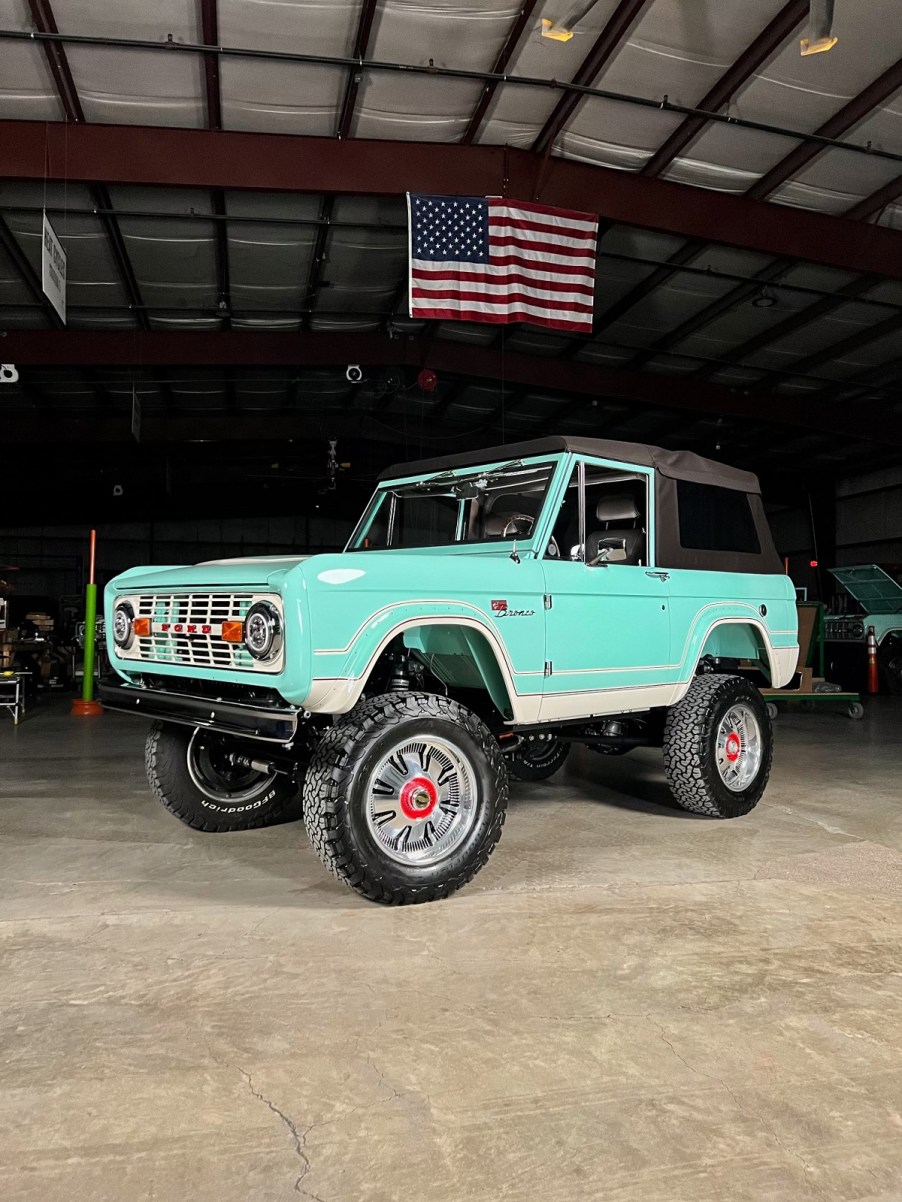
[506,737,571,781]
[662,674,772,818]
[145,721,301,832]
[303,692,508,904]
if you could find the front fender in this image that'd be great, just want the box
[303,603,530,719]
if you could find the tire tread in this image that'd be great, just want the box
[662,674,772,818]
[303,692,507,904]
[145,722,297,832]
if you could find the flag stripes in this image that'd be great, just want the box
[408,194,598,333]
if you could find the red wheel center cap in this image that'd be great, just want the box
[399,776,438,820]
[725,732,741,763]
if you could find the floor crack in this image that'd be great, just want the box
[237,1066,326,1200]
[647,1016,830,1200]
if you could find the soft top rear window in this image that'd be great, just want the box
[677,480,761,555]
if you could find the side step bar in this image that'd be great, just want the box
[98,680,300,744]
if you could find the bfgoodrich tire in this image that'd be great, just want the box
[145,721,301,832]
[506,736,571,782]
[662,674,773,818]
[303,692,508,905]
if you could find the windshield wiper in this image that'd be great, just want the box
[415,459,524,489]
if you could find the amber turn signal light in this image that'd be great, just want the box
[222,621,244,643]
[133,618,151,637]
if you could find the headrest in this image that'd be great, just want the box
[595,494,639,522]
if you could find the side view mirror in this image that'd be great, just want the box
[587,539,628,566]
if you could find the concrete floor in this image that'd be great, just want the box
[2,698,902,1202]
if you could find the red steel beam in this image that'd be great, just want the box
[5,329,902,445]
[3,121,902,279]
[642,0,807,178]
[531,0,652,156]
[746,56,902,200]
[462,0,541,144]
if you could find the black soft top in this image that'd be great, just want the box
[378,436,761,494]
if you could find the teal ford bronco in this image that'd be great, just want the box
[102,437,799,904]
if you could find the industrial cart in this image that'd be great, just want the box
[760,602,864,720]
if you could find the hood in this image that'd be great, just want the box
[112,555,310,591]
[830,565,902,614]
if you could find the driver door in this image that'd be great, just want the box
[540,459,674,721]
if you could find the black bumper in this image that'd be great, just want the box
[98,680,300,743]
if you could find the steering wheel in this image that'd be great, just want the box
[500,513,535,537]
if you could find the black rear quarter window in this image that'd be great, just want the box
[677,480,761,554]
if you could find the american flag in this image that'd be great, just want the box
[407,194,598,333]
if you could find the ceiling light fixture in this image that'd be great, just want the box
[801,0,838,55]
[752,287,777,308]
[541,0,599,42]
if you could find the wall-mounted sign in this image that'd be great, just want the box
[0,364,18,383]
[41,213,67,324]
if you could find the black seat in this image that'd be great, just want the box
[585,494,644,565]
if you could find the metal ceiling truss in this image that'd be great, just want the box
[691,276,881,382]
[6,330,902,447]
[462,0,541,144]
[3,29,902,173]
[337,0,381,140]
[306,1,382,332]
[531,0,653,156]
[25,0,150,336]
[641,0,809,177]
[200,0,222,131]
[749,309,902,393]
[0,214,62,324]
[746,55,902,201]
[562,50,902,365]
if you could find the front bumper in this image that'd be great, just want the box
[98,680,300,743]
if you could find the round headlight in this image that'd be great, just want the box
[243,601,283,661]
[113,601,135,649]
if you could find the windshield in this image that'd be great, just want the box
[348,460,557,551]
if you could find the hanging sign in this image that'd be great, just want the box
[0,364,18,383]
[41,213,67,324]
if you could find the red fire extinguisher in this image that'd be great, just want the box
[866,626,880,695]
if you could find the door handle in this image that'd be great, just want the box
[645,570,670,582]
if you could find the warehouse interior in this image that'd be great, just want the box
[2,1,902,1199]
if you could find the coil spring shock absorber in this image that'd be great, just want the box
[387,652,412,693]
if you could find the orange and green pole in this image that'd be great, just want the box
[72,529,103,716]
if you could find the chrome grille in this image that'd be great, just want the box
[119,592,283,673]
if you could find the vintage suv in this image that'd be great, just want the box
[101,436,799,905]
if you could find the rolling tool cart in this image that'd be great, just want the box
[761,602,864,720]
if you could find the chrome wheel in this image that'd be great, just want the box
[186,729,276,805]
[364,736,478,866]
[714,703,763,793]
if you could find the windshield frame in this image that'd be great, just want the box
[345,453,567,553]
